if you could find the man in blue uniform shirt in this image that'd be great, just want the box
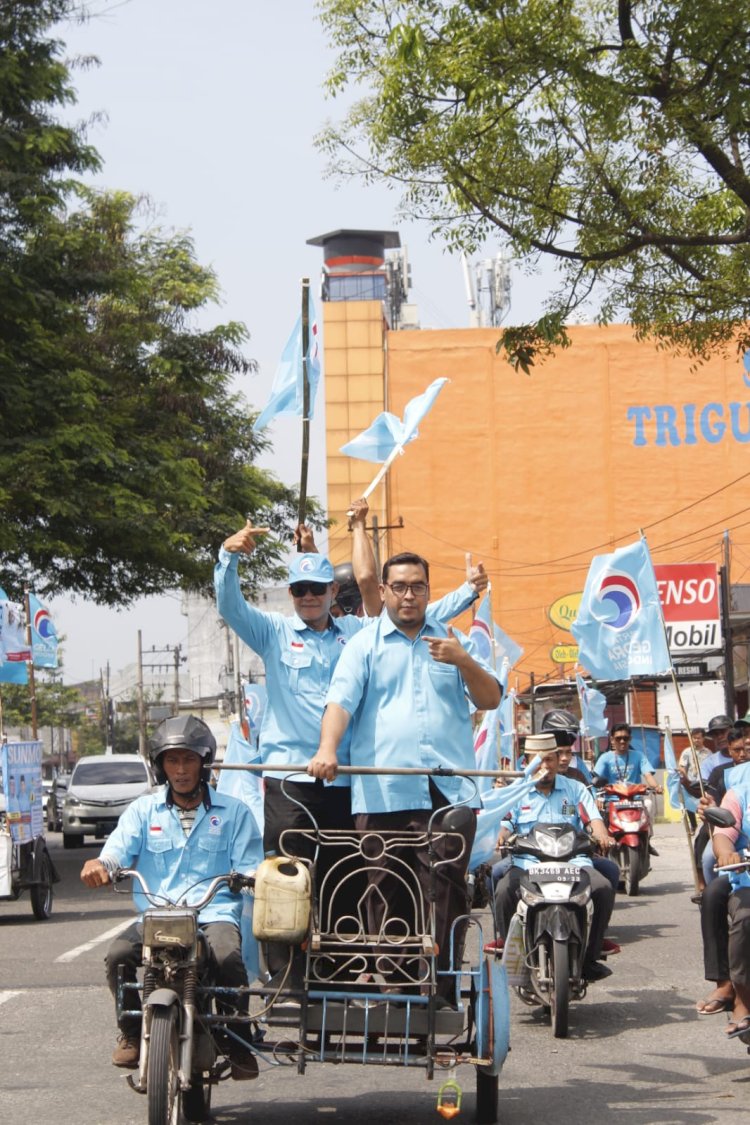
[495,733,615,981]
[80,716,260,1072]
[593,722,662,794]
[308,551,502,1002]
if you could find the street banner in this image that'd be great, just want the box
[1,741,43,843]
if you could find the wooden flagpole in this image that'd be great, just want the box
[297,277,311,542]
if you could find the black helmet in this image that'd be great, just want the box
[707,714,732,733]
[541,709,579,747]
[149,715,216,785]
[333,562,362,615]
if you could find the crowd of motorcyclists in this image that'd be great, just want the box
[76,499,750,1070]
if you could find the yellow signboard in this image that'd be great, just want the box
[548,592,583,633]
[550,644,580,665]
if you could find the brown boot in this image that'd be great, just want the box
[112,1031,140,1068]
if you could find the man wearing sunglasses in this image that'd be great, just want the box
[592,723,662,797]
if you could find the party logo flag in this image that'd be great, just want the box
[469,593,523,670]
[340,377,448,462]
[571,538,671,679]
[29,593,58,668]
[252,299,321,432]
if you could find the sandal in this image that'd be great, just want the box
[696,995,734,1015]
[726,1015,750,1038]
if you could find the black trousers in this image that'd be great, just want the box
[263,778,355,978]
[728,886,750,988]
[105,920,247,1035]
[353,784,476,1002]
[700,874,731,982]
[494,865,615,967]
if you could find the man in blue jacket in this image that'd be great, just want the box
[80,716,260,1072]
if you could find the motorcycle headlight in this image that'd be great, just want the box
[64,795,81,808]
[534,828,574,858]
[143,910,197,949]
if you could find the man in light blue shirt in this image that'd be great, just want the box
[494,734,615,981]
[308,551,501,1002]
[700,714,733,781]
[81,717,259,1072]
[593,722,661,794]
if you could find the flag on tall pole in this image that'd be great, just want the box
[571,537,671,679]
[29,593,58,669]
[251,289,321,433]
[340,377,449,501]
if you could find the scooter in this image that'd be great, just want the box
[601,783,654,896]
[505,822,594,1039]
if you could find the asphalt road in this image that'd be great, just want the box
[1,824,748,1125]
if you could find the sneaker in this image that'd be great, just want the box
[648,843,659,857]
[111,1032,140,1068]
[227,1042,259,1081]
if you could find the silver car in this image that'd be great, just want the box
[62,754,152,850]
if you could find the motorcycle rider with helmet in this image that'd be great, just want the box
[80,715,260,1072]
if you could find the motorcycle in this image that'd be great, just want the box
[504,822,594,1039]
[113,867,257,1125]
[601,783,654,896]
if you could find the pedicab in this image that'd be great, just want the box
[114,765,512,1125]
[0,739,59,919]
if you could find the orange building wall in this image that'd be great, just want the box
[325,314,750,685]
[323,300,388,568]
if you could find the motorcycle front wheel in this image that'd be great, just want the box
[550,940,570,1039]
[148,1006,180,1125]
[625,847,640,896]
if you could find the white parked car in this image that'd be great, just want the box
[62,754,152,850]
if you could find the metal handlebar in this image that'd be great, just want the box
[114,868,254,908]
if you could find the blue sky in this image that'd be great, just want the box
[46,0,548,683]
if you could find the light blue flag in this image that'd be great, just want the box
[469,593,524,669]
[0,660,28,684]
[575,673,609,738]
[469,756,542,868]
[340,377,448,462]
[29,593,58,669]
[252,298,321,432]
[0,592,30,679]
[664,729,699,814]
[571,538,671,679]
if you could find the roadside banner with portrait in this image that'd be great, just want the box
[1,741,44,843]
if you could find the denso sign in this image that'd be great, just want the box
[653,562,722,653]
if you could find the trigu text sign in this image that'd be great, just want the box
[653,562,722,653]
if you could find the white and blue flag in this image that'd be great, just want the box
[571,538,671,680]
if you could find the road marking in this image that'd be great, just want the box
[0,991,22,1006]
[55,918,132,963]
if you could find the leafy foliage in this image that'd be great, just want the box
[319,0,750,365]
[0,3,319,605]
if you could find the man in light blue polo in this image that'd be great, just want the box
[494,734,615,981]
[308,550,501,1001]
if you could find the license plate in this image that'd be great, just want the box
[527,865,579,882]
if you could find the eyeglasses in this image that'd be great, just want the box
[289,581,328,598]
[384,581,429,597]
[612,735,630,743]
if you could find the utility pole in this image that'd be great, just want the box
[137,630,146,759]
[721,529,735,717]
[173,644,182,717]
[359,515,404,578]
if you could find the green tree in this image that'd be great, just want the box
[1,3,319,604]
[319,1,750,367]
